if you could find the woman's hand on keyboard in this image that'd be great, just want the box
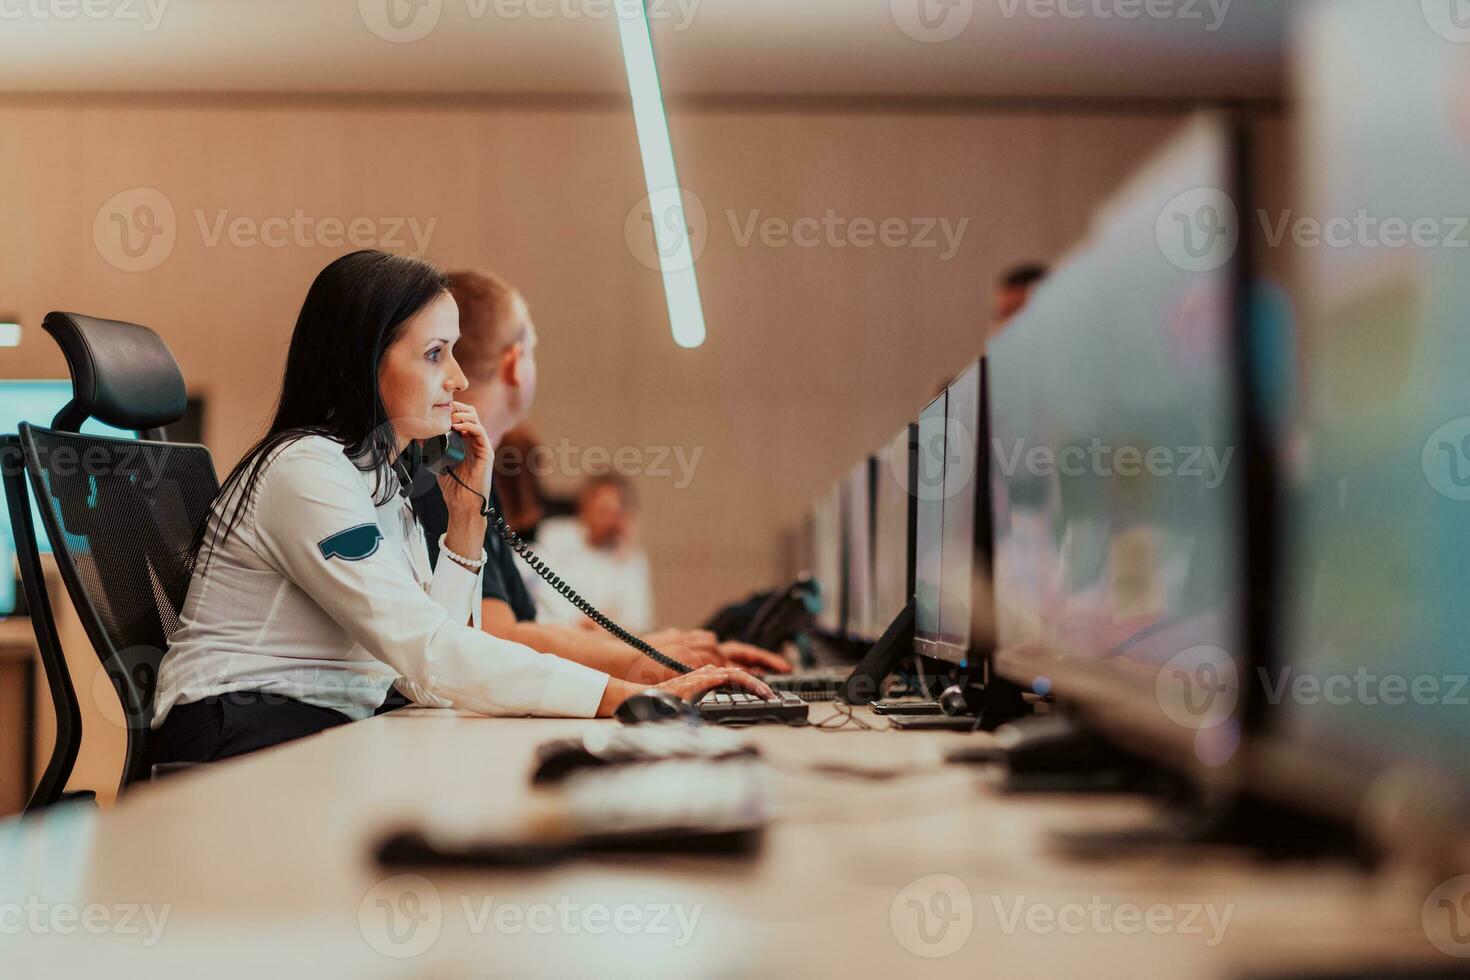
[656,665,775,703]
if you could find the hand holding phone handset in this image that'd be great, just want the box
[423,432,695,677]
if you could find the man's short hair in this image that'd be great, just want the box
[998,263,1049,291]
[579,471,637,511]
[446,269,531,382]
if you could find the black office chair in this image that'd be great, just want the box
[3,312,219,812]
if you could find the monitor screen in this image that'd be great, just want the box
[936,359,985,665]
[913,392,947,656]
[873,424,915,635]
[843,459,875,641]
[987,115,1246,761]
[811,485,844,634]
[1275,2,1469,808]
[0,381,137,555]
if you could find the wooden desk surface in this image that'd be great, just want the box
[0,705,1453,979]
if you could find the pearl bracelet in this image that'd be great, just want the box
[437,534,487,573]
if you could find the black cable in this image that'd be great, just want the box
[442,466,693,676]
[810,700,891,732]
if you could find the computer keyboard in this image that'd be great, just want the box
[697,689,809,725]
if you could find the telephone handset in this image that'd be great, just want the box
[424,432,693,676]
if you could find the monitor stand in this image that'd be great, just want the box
[839,600,914,705]
[991,714,1150,792]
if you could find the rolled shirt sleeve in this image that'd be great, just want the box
[252,441,609,717]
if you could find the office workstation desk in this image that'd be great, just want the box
[1,705,1451,979]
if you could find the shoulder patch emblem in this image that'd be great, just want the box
[318,523,384,562]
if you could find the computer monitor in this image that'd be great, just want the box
[933,358,994,668]
[873,424,917,636]
[842,458,876,641]
[988,113,1252,769]
[810,485,844,634]
[0,381,137,614]
[1255,2,1470,842]
[912,392,947,659]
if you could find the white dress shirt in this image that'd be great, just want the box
[152,435,609,728]
[529,517,655,633]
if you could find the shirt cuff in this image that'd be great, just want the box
[537,656,612,718]
[428,552,482,626]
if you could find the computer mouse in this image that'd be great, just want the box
[613,689,701,725]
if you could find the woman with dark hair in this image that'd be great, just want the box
[150,250,769,764]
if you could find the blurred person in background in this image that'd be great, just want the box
[532,473,652,633]
[490,424,574,544]
[991,262,1049,337]
[415,269,790,677]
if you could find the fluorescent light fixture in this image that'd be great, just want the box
[615,0,707,350]
[0,322,19,348]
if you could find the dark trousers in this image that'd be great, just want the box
[151,687,412,765]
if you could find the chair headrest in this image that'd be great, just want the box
[42,312,187,432]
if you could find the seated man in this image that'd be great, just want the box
[532,473,653,633]
[414,269,789,686]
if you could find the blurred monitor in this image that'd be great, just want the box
[164,395,206,446]
[0,381,137,616]
[1261,1,1470,834]
[873,423,917,635]
[0,380,137,565]
[988,113,1251,767]
[913,392,947,658]
[842,458,875,640]
[934,358,994,667]
[810,485,844,634]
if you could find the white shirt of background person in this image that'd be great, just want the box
[530,477,654,633]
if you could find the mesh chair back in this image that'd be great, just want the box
[20,424,219,788]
